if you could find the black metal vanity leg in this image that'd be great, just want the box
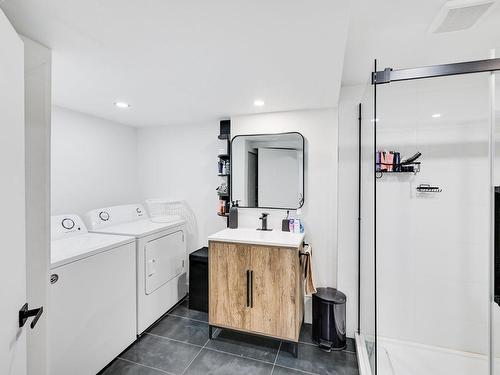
[291,342,298,358]
[208,325,213,340]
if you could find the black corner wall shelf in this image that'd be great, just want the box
[218,120,231,225]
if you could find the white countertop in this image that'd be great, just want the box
[208,228,304,248]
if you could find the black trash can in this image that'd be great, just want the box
[312,287,346,351]
[189,247,208,312]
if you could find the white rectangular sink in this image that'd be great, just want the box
[208,228,304,248]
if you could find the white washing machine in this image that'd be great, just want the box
[85,204,188,334]
[49,214,136,375]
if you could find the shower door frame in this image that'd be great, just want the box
[358,56,500,375]
[372,58,500,84]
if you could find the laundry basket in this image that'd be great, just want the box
[145,199,198,250]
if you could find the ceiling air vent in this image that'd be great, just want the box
[429,0,495,33]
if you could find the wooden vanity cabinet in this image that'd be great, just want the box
[208,241,304,344]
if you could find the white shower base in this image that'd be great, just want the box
[356,335,488,375]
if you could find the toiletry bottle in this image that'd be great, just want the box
[282,210,290,232]
[295,209,304,234]
[229,200,239,229]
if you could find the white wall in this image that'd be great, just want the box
[51,107,140,218]
[136,121,227,254]
[232,109,339,303]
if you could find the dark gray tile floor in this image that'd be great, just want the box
[101,298,358,375]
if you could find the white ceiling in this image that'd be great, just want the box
[0,0,349,127]
[342,0,500,86]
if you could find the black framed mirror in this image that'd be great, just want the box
[231,132,305,209]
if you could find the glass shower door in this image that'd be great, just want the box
[359,80,377,375]
[375,72,491,375]
[492,48,500,375]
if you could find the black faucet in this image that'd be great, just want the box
[258,212,272,231]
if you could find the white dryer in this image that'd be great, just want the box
[85,204,187,334]
[49,214,136,375]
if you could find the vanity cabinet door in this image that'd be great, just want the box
[250,246,300,341]
[209,242,251,331]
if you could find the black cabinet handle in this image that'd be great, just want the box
[19,303,43,329]
[250,270,253,308]
[246,270,250,307]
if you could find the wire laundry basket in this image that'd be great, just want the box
[145,199,198,250]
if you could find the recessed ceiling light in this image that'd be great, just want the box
[114,101,130,108]
[432,113,441,118]
[253,99,265,107]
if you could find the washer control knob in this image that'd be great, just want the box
[99,211,110,221]
[61,218,75,230]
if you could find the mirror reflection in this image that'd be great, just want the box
[231,132,304,209]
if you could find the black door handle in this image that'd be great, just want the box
[19,303,43,329]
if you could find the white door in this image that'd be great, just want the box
[0,9,28,375]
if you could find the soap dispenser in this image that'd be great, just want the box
[229,200,239,229]
[282,210,290,232]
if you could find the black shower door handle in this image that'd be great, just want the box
[495,187,500,307]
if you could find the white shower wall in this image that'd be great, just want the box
[373,73,491,355]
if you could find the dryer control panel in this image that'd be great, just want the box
[51,214,88,241]
[85,204,148,230]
